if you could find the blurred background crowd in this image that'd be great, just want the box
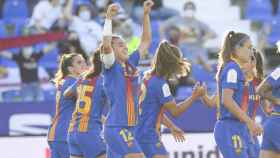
[0,0,279,103]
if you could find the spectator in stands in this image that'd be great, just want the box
[132,0,179,23]
[160,1,216,73]
[165,26,196,95]
[271,0,279,15]
[113,7,141,55]
[0,43,56,101]
[28,0,72,33]
[65,1,103,57]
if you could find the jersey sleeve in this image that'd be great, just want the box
[267,67,280,88]
[157,81,174,106]
[221,65,242,90]
[128,50,140,67]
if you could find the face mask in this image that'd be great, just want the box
[79,11,91,21]
[22,47,33,58]
[183,10,195,18]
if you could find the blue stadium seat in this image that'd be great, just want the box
[245,0,273,22]
[2,89,22,102]
[43,90,56,101]
[0,20,7,38]
[73,0,91,10]
[176,86,193,101]
[191,64,215,82]
[3,0,28,19]
[267,20,280,44]
[39,48,59,69]
[3,18,28,36]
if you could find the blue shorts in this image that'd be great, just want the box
[261,116,280,153]
[247,136,260,158]
[104,126,142,157]
[106,146,122,158]
[48,141,70,158]
[139,142,168,158]
[214,120,249,158]
[68,130,106,158]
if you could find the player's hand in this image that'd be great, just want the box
[247,120,263,136]
[170,126,185,143]
[106,3,119,19]
[191,82,204,99]
[143,0,154,15]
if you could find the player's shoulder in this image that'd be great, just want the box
[222,61,242,76]
[269,67,280,80]
[224,61,241,71]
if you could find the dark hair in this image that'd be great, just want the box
[84,49,102,79]
[152,41,191,78]
[53,53,80,86]
[184,1,196,10]
[252,48,264,80]
[216,31,250,80]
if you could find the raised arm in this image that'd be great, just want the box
[101,4,119,68]
[63,0,73,21]
[138,0,153,58]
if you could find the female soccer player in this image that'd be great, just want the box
[243,49,272,158]
[135,41,204,158]
[213,31,263,158]
[65,50,107,158]
[101,1,153,158]
[201,48,271,158]
[257,51,280,158]
[47,53,87,158]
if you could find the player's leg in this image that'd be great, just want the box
[68,133,83,158]
[139,142,168,158]
[78,131,106,158]
[260,150,280,158]
[104,127,144,158]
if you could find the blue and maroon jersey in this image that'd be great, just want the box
[248,78,261,120]
[103,51,140,127]
[217,60,249,120]
[48,76,77,142]
[135,72,174,143]
[68,76,107,132]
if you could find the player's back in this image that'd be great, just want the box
[48,76,77,142]
[69,76,105,133]
[136,74,173,143]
